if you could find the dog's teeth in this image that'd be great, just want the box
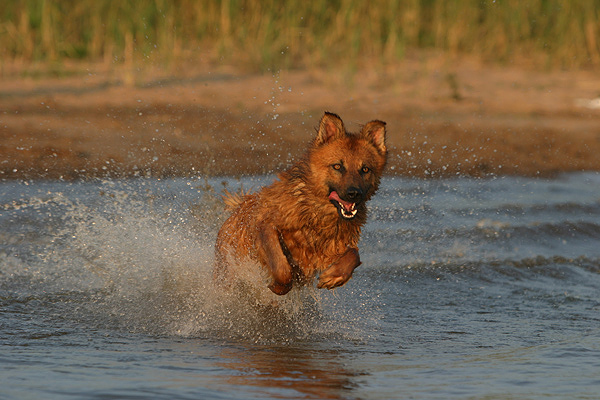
[341,207,357,219]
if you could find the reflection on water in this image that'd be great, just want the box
[219,343,363,399]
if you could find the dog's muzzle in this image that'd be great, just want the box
[328,190,358,219]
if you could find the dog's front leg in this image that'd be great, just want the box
[317,247,361,290]
[256,223,293,295]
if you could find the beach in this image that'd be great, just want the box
[2,56,600,180]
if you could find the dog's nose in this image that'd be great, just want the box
[346,187,363,201]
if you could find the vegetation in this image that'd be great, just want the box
[1,0,599,73]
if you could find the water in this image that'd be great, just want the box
[1,173,600,399]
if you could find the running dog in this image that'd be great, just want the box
[215,112,387,295]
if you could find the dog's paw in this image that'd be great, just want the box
[268,280,293,295]
[317,271,352,289]
[317,248,361,290]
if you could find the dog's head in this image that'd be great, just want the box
[309,112,387,221]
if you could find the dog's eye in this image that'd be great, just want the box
[332,163,342,171]
[361,166,370,173]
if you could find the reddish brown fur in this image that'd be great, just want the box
[215,112,387,295]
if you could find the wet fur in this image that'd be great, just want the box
[215,112,387,295]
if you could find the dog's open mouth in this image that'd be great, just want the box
[328,191,357,219]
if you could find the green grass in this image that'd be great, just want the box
[1,0,599,74]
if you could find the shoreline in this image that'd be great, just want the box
[2,60,600,181]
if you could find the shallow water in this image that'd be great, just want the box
[1,173,600,399]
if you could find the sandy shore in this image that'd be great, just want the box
[2,56,600,180]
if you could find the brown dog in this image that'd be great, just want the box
[215,112,387,295]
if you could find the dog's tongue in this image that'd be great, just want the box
[328,191,354,210]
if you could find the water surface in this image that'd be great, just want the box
[1,173,600,399]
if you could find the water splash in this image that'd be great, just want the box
[0,178,380,344]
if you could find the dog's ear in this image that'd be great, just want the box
[361,120,387,155]
[315,112,346,145]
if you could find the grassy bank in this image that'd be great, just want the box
[1,0,599,75]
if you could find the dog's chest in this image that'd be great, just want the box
[279,227,355,275]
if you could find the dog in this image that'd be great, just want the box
[215,112,387,295]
